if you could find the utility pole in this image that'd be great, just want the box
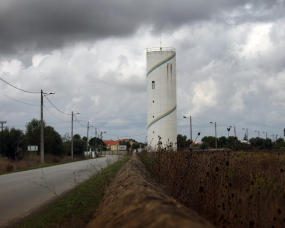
[71,111,73,160]
[0,121,7,131]
[215,122,217,149]
[234,126,236,143]
[95,128,97,152]
[210,122,217,149]
[40,90,44,164]
[190,116,192,142]
[86,121,89,151]
[100,132,102,155]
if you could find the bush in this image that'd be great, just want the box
[200,142,208,150]
[6,163,14,172]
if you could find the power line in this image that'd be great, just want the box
[0,91,40,106]
[44,95,71,115]
[43,106,69,122]
[74,114,87,128]
[0,77,40,93]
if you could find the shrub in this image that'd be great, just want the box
[6,163,14,172]
[200,142,208,150]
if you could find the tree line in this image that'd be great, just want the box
[177,134,285,150]
[0,118,106,160]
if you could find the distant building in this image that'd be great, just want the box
[241,140,250,144]
[103,139,129,150]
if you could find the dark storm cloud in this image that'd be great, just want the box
[0,0,283,55]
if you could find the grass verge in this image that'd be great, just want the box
[15,155,130,228]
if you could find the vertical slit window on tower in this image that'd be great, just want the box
[152,81,155,89]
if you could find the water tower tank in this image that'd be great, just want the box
[146,47,177,148]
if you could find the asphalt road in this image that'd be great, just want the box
[0,155,120,227]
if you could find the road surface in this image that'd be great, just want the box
[0,155,119,227]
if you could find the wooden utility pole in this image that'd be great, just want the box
[71,111,73,160]
[40,90,44,164]
[86,121,89,151]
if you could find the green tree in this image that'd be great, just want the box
[250,137,273,150]
[25,119,64,156]
[73,139,85,156]
[200,142,208,150]
[89,137,105,151]
[218,136,228,148]
[73,134,81,140]
[177,134,192,149]
[201,136,216,148]
[132,143,140,150]
[274,138,285,149]
[0,128,25,160]
[44,126,64,157]
[25,119,44,147]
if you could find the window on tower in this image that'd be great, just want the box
[152,81,155,89]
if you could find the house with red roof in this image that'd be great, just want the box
[103,139,128,150]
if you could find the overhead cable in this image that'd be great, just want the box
[0,77,40,93]
[43,106,69,122]
[73,114,87,128]
[44,95,71,115]
[0,91,40,106]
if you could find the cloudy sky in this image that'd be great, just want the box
[0,0,285,143]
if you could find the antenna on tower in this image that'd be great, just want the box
[160,36,162,50]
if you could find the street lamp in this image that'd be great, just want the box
[41,91,55,164]
[71,111,81,160]
[242,128,248,142]
[210,122,217,149]
[183,116,192,143]
[263,132,267,139]
[227,126,232,138]
[194,132,201,143]
[255,130,260,138]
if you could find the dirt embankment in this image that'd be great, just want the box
[86,155,214,228]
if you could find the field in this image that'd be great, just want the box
[138,149,285,228]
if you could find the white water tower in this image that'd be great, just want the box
[146,47,177,148]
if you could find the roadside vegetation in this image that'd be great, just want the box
[15,155,130,228]
[138,147,285,228]
[0,118,106,173]
[0,155,89,175]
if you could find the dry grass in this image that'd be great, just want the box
[0,154,83,173]
[138,149,285,228]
